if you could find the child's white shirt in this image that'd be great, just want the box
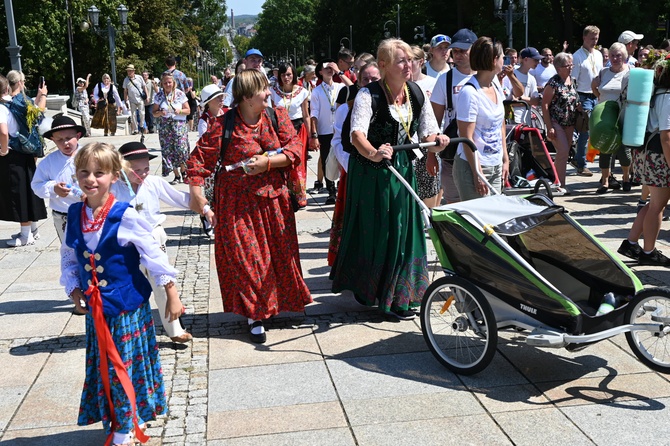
[112,175,190,228]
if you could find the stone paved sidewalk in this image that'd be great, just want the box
[1,128,670,445]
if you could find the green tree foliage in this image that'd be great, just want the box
[250,0,315,66]
[0,0,227,93]
[233,34,251,57]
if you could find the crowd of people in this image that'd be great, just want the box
[2,22,670,446]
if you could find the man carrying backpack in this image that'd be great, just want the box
[430,29,478,204]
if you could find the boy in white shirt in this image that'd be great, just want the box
[113,141,212,343]
[31,115,86,314]
[31,115,85,242]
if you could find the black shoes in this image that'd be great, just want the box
[638,249,670,267]
[608,175,621,190]
[249,321,266,344]
[385,308,417,320]
[200,215,213,238]
[617,240,641,260]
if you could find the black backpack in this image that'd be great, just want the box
[341,80,425,154]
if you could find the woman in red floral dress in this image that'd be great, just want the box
[186,70,312,343]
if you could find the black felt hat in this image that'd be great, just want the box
[43,115,86,140]
[118,141,157,160]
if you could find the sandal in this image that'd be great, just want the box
[608,175,621,190]
[596,178,608,194]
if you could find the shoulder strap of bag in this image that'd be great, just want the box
[215,107,237,176]
[446,70,454,112]
[406,80,425,109]
[130,78,144,95]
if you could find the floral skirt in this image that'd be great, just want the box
[641,150,670,188]
[214,186,312,320]
[287,124,308,207]
[78,301,166,434]
[414,147,440,200]
[158,118,190,177]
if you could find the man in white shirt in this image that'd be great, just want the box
[571,25,603,176]
[618,30,644,66]
[431,28,477,204]
[310,59,345,204]
[426,34,451,78]
[504,47,542,124]
[532,48,557,90]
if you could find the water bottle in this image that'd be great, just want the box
[67,183,84,199]
[596,292,617,316]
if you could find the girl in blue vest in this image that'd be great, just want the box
[60,142,184,446]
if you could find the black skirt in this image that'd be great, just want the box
[0,149,47,222]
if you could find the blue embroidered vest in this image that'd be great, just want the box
[66,201,152,316]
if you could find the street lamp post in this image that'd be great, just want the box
[493,0,528,50]
[3,0,21,70]
[383,20,396,38]
[339,37,350,51]
[83,4,128,85]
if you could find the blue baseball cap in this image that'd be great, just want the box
[245,48,264,59]
[450,29,477,50]
[520,47,543,60]
[430,34,451,48]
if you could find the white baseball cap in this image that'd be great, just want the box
[618,30,644,44]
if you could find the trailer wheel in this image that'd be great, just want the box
[420,276,497,375]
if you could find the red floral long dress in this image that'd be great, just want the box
[187,107,312,319]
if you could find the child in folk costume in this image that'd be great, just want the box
[31,115,87,314]
[60,142,184,446]
[113,141,212,342]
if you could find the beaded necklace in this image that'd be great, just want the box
[385,81,413,140]
[82,193,115,233]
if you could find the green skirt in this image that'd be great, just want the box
[330,151,429,312]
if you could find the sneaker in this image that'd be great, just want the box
[638,249,670,267]
[617,240,641,260]
[11,229,40,240]
[6,232,35,247]
[310,180,324,192]
[577,167,593,177]
[325,191,336,205]
[385,308,416,320]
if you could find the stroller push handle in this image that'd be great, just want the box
[389,138,477,153]
[390,141,438,151]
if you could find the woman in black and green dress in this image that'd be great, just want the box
[330,38,448,320]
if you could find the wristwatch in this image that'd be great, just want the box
[338,71,344,76]
[311,133,318,138]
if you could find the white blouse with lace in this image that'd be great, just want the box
[350,87,440,146]
[60,203,178,296]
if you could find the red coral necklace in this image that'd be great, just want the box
[82,194,115,233]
